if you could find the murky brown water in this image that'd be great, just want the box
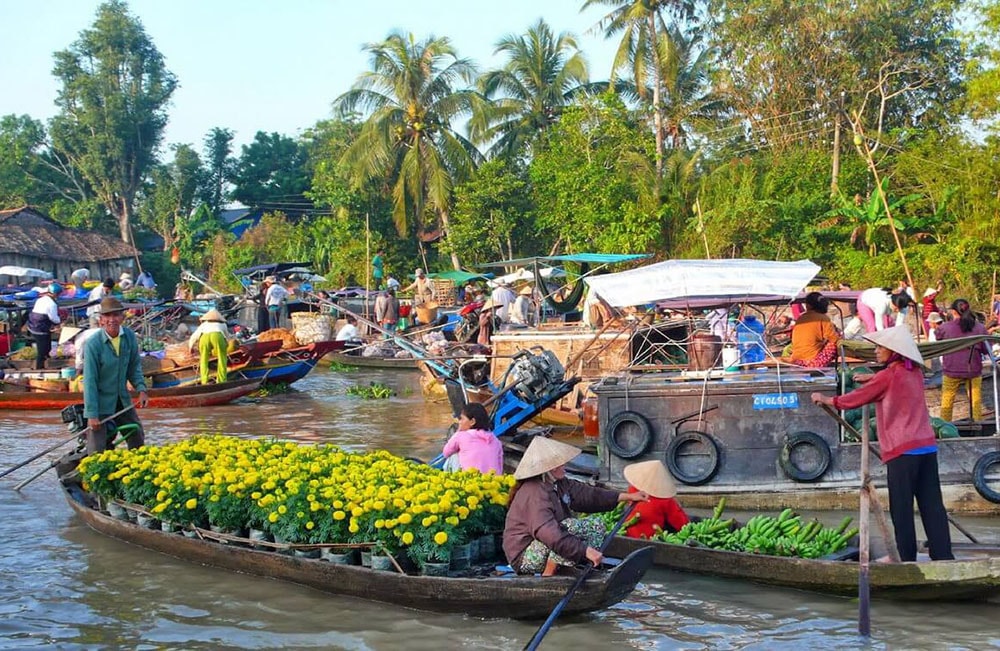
[2,366,1000,649]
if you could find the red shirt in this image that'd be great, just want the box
[624,485,690,539]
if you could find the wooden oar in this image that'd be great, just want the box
[14,423,140,491]
[858,409,872,637]
[819,402,979,545]
[0,404,135,481]
[522,505,636,651]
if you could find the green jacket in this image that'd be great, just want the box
[82,326,146,419]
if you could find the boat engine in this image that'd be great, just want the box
[508,349,566,404]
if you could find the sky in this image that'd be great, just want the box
[0,1,621,154]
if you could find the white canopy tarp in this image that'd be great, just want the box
[0,265,53,279]
[488,266,564,288]
[583,259,821,307]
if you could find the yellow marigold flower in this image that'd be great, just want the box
[434,531,448,545]
[185,498,197,509]
[398,513,412,525]
[278,504,287,514]
[305,521,315,530]
[401,531,414,545]
[268,511,279,523]
[445,516,459,526]
[348,522,359,534]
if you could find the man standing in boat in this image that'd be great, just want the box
[82,297,148,454]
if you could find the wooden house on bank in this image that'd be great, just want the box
[0,206,134,284]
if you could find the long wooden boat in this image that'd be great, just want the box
[0,377,263,410]
[324,350,420,370]
[57,465,653,619]
[149,341,342,388]
[606,535,1000,601]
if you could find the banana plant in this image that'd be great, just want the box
[822,178,921,256]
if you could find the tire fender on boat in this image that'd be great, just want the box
[664,431,720,485]
[604,410,654,460]
[779,431,831,482]
[973,451,1000,503]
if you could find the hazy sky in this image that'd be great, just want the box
[0,1,620,153]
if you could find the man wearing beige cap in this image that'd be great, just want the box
[503,436,648,575]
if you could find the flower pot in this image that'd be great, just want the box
[449,542,472,571]
[124,507,139,523]
[249,528,272,550]
[370,554,395,571]
[293,548,321,559]
[107,502,129,521]
[160,521,181,534]
[421,561,450,577]
[477,534,496,561]
[182,529,199,539]
[136,513,158,529]
[321,548,358,565]
[469,537,482,563]
[360,550,373,567]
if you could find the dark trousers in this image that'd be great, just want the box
[86,401,145,455]
[886,452,954,561]
[32,332,51,370]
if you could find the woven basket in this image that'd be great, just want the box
[416,303,439,324]
[431,279,456,307]
[291,313,333,344]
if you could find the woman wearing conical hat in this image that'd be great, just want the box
[621,460,690,539]
[187,308,231,385]
[503,437,649,575]
[812,326,954,562]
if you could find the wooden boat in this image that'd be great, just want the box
[324,349,420,370]
[606,535,1000,601]
[0,377,263,410]
[149,341,342,388]
[57,464,653,619]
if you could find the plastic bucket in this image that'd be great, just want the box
[582,396,599,440]
[60,367,77,380]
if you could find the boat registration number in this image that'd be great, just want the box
[752,393,799,410]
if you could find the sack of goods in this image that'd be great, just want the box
[257,327,299,349]
[290,312,333,345]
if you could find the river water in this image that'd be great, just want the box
[2,366,999,650]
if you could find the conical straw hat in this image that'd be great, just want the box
[513,436,581,480]
[58,326,84,345]
[863,325,925,366]
[623,460,677,498]
[200,308,225,323]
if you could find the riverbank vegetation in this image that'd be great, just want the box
[3,0,1000,302]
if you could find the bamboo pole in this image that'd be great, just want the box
[858,407,872,636]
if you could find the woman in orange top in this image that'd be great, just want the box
[790,292,841,367]
[623,460,690,539]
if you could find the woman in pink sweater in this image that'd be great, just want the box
[442,402,503,474]
[812,326,953,562]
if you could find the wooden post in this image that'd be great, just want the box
[858,408,872,636]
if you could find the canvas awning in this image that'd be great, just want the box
[427,270,493,284]
[0,265,53,279]
[476,253,649,268]
[583,259,821,307]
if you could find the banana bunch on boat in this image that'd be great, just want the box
[590,502,640,530]
[654,501,859,559]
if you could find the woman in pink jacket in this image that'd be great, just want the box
[812,326,953,562]
[442,402,503,474]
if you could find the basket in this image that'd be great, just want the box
[291,313,333,344]
[416,302,439,325]
[431,279,456,307]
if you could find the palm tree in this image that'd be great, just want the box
[333,32,482,270]
[471,19,594,160]
[582,0,696,177]
[656,25,723,150]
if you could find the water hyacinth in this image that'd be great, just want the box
[78,436,512,566]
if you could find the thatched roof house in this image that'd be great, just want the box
[0,206,135,284]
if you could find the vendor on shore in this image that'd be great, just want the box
[503,437,648,575]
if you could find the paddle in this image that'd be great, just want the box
[819,403,980,545]
[522,505,635,651]
[0,404,135,482]
[858,409,872,636]
[14,423,140,491]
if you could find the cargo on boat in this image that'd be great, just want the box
[0,377,263,410]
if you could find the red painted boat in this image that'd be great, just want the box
[0,377,263,410]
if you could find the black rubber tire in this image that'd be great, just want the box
[665,431,720,485]
[973,451,1000,504]
[779,431,832,482]
[603,411,654,459]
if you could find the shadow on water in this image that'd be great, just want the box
[2,367,1000,648]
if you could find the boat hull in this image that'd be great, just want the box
[324,350,420,370]
[150,341,341,388]
[607,535,1000,601]
[59,478,652,618]
[0,378,262,410]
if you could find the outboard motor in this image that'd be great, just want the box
[508,349,566,403]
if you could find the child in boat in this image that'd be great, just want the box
[622,460,690,539]
[503,437,648,575]
[811,326,954,562]
[441,402,503,474]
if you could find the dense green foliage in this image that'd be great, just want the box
[5,0,1000,306]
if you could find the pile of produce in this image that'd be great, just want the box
[653,500,858,559]
[256,328,299,349]
[346,382,395,399]
[79,436,512,566]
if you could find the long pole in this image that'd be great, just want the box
[522,505,635,651]
[858,408,872,637]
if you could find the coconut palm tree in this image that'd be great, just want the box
[333,32,482,270]
[471,19,595,160]
[582,0,696,177]
[656,24,724,150]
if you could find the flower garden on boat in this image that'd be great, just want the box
[78,436,512,566]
